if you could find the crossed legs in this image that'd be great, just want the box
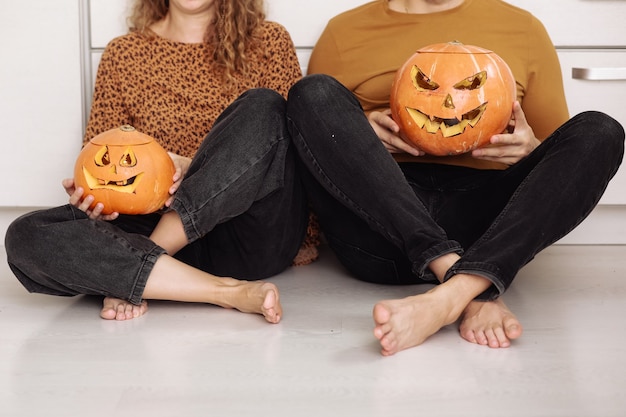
[96,89,305,323]
[286,75,534,354]
[100,211,283,323]
[372,252,522,356]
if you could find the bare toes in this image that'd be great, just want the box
[459,299,522,347]
[100,308,117,320]
[493,327,511,348]
[373,303,392,325]
[475,330,489,346]
[485,328,502,348]
[505,322,523,340]
[101,297,147,321]
[379,336,398,356]
[460,328,478,344]
[261,285,282,324]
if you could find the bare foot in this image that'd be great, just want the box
[223,281,283,324]
[458,298,522,348]
[141,255,283,323]
[372,286,463,356]
[100,297,148,321]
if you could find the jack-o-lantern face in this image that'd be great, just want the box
[390,42,516,156]
[74,125,175,215]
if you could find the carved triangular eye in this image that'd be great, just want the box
[94,146,110,167]
[411,65,439,91]
[454,71,487,90]
[119,147,137,167]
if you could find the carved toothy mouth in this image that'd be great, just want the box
[405,102,487,137]
[81,166,143,194]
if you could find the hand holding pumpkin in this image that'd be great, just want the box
[368,109,424,156]
[63,177,120,221]
[163,152,191,207]
[471,101,540,166]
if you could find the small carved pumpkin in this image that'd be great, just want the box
[73,125,175,215]
[390,41,516,156]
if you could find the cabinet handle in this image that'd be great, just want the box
[572,67,626,81]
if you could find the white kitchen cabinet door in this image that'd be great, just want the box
[505,0,626,47]
[89,0,130,48]
[0,0,84,206]
[505,0,626,203]
[265,0,366,47]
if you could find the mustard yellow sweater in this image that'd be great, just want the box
[308,0,569,169]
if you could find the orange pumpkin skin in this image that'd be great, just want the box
[73,125,175,215]
[390,42,516,156]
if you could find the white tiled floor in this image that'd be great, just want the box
[1,244,625,417]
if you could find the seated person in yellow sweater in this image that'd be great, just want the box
[285,0,624,354]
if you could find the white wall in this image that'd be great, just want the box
[0,0,84,207]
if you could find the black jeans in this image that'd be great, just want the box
[5,88,308,304]
[286,74,624,300]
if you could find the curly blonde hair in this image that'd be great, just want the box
[128,0,267,85]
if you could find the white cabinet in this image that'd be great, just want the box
[265,0,365,47]
[89,0,130,47]
[505,0,626,47]
[0,0,84,206]
[506,0,626,204]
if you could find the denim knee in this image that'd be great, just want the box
[591,111,624,160]
[5,210,72,295]
[5,209,52,265]
[289,74,359,110]
[569,111,624,156]
[239,87,287,121]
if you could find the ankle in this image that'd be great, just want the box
[429,252,461,283]
[431,273,492,322]
[446,273,492,298]
[424,284,465,326]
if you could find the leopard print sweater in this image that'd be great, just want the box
[85,21,319,265]
[86,21,299,156]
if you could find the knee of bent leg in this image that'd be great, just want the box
[288,74,346,107]
[577,111,625,155]
[4,208,70,264]
[604,112,625,156]
[5,212,43,261]
[240,87,286,116]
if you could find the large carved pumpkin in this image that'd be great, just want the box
[390,41,516,156]
[74,125,175,215]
